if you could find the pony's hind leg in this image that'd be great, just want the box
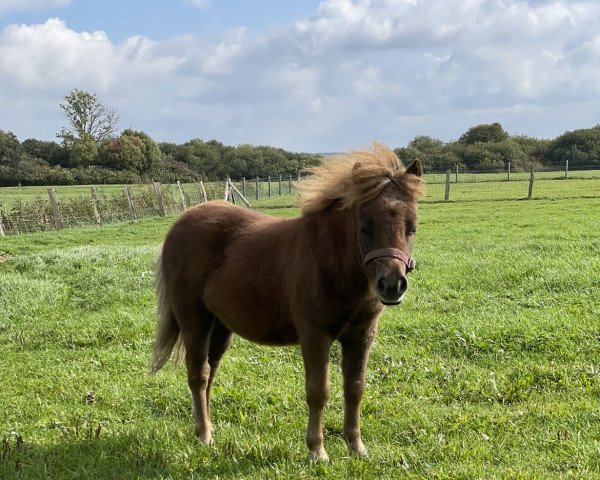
[206,319,233,415]
[178,304,216,444]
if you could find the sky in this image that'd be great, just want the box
[0,0,599,153]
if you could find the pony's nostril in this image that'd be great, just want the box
[376,277,386,294]
[398,276,408,296]
[377,276,407,299]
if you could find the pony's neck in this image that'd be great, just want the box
[318,205,361,262]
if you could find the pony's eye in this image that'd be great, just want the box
[406,223,417,236]
[360,219,375,239]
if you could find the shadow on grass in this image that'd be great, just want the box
[0,430,308,479]
[1,433,168,479]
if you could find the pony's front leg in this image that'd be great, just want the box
[340,326,376,457]
[300,336,332,462]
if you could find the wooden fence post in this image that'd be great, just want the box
[255,177,259,201]
[242,177,246,198]
[444,169,451,201]
[278,174,282,195]
[455,164,459,183]
[288,174,292,194]
[153,182,165,217]
[198,181,208,202]
[507,161,511,181]
[228,180,252,207]
[91,186,102,227]
[177,181,187,211]
[565,159,569,179]
[0,211,5,237]
[124,185,137,221]
[528,165,535,199]
[224,178,232,201]
[268,176,272,198]
[47,188,63,229]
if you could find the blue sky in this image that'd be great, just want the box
[1,0,600,152]
[2,1,322,42]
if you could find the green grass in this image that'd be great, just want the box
[2,170,598,209]
[0,181,283,210]
[1,185,600,478]
[426,168,600,185]
[0,184,130,207]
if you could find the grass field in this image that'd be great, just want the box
[1,182,599,478]
[1,169,599,210]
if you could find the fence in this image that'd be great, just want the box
[425,159,600,184]
[0,176,301,236]
[0,164,599,237]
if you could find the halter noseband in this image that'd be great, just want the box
[363,248,416,272]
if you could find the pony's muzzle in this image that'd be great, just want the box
[376,274,408,305]
[364,248,414,305]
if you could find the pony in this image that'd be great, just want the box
[151,143,424,461]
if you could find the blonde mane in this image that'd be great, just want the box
[298,142,424,214]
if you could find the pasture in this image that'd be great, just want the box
[1,182,599,478]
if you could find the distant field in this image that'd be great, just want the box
[425,167,600,184]
[1,172,599,212]
[1,194,599,478]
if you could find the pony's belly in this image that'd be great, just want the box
[204,292,298,345]
[220,311,298,345]
[236,320,299,346]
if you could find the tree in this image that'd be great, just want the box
[409,135,444,153]
[0,130,22,166]
[21,138,68,166]
[546,126,600,167]
[57,89,120,145]
[458,122,509,145]
[69,134,99,167]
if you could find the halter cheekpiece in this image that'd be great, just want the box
[363,248,416,272]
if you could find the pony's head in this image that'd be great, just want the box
[356,158,422,304]
[299,143,424,305]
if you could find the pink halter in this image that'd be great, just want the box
[363,248,416,272]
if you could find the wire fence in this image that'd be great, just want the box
[0,176,300,236]
[425,159,600,184]
[0,164,599,237]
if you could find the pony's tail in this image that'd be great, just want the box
[150,252,181,373]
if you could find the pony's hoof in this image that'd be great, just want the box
[349,441,368,458]
[195,429,213,446]
[309,447,329,463]
[198,436,213,447]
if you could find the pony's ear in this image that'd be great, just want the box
[406,158,423,177]
[351,162,362,183]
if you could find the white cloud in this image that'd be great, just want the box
[0,19,116,91]
[1,0,600,151]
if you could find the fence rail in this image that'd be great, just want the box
[0,176,301,236]
[1,165,599,237]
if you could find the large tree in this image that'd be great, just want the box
[57,89,120,146]
[458,122,509,145]
[0,129,21,166]
[546,125,600,166]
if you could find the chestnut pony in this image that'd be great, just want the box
[151,143,424,461]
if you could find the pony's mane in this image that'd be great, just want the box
[298,142,424,214]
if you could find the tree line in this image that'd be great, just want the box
[394,122,600,173]
[0,131,323,187]
[1,89,599,187]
